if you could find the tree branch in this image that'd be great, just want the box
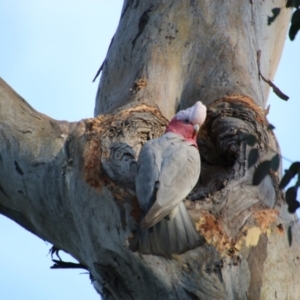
[1,1,300,299]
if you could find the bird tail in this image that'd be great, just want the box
[130,202,204,256]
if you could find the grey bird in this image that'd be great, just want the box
[132,101,207,256]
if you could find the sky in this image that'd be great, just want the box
[0,1,299,299]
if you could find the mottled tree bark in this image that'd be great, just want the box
[1,1,299,299]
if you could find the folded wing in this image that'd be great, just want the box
[135,132,200,230]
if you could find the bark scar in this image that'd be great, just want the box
[0,183,10,198]
[131,5,154,50]
[14,161,24,176]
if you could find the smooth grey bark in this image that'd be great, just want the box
[1,1,300,299]
[95,0,289,119]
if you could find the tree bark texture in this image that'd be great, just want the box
[95,0,289,118]
[1,1,300,299]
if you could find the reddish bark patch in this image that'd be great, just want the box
[83,125,107,190]
[130,197,142,221]
[81,115,108,190]
[209,94,268,125]
[200,214,219,232]
[82,104,167,193]
[195,207,280,255]
[130,77,147,94]
[253,209,278,232]
[276,223,284,235]
[199,94,270,145]
[196,212,232,253]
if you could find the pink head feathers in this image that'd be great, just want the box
[165,101,207,145]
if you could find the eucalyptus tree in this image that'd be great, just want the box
[0,1,299,299]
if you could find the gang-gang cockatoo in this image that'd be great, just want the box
[132,101,207,256]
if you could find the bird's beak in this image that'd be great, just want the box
[193,124,200,138]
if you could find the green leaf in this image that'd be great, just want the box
[268,8,281,25]
[248,149,259,168]
[288,200,300,213]
[289,9,300,40]
[288,225,292,247]
[286,0,300,8]
[285,186,300,213]
[286,187,297,205]
[290,162,300,174]
[270,153,280,171]
[279,162,300,189]
[296,173,300,187]
[252,160,271,185]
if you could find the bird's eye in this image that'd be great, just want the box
[184,119,189,123]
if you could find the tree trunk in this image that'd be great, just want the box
[1,1,299,299]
